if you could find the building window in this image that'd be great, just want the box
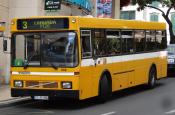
[151,1,159,8]
[120,11,135,20]
[150,13,159,22]
[3,39,7,52]
[171,13,175,34]
[3,37,10,53]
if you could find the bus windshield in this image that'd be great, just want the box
[12,32,78,68]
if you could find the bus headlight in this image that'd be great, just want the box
[61,82,72,89]
[14,81,23,87]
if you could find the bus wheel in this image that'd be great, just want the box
[147,67,157,88]
[98,74,111,103]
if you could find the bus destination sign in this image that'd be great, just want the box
[17,18,69,30]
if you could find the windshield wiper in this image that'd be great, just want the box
[49,62,58,70]
[23,60,29,69]
[23,51,39,69]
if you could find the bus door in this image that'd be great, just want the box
[79,30,95,99]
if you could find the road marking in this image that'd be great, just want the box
[165,109,175,114]
[101,111,116,115]
[27,110,54,114]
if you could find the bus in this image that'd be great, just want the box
[10,16,167,101]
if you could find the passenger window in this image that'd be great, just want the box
[94,29,106,56]
[81,30,92,58]
[121,30,134,54]
[156,30,167,49]
[135,30,145,52]
[106,30,121,55]
[146,30,156,51]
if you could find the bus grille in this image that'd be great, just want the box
[26,81,39,88]
[25,81,58,89]
[42,82,58,88]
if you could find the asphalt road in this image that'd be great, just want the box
[1,76,175,115]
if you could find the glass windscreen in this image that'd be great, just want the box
[11,32,78,67]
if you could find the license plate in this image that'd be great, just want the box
[34,96,49,100]
[168,59,174,64]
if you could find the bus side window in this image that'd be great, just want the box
[135,30,146,52]
[146,30,156,51]
[156,30,167,49]
[121,30,134,54]
[81,30,92,58]
[94,29,106,56]
[106,30,121,55]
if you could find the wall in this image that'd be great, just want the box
[0,0,9,84]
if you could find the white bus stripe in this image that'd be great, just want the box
[12,72,75,76]
[81,51,167,67]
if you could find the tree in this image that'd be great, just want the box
[132,0,175,44]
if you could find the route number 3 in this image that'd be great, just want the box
[22,21,28,29]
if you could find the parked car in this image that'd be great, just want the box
[167,44,175,71]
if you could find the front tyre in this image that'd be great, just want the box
[98,74,111,103]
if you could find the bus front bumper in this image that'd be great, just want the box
[11,88,79,99]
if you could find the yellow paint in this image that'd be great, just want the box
[10,16,167,100]
[0,26,5,32]
[0,23,5,33]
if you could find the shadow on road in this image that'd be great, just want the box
[16,82,166,111]
[111,83,164,100]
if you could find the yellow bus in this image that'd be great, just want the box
[10,16,167,101]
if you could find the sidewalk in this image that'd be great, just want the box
[0,85,30,107]
[0,85,15,102]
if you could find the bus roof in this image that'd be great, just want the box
[77,16,166,30]
[11,16,166,32]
